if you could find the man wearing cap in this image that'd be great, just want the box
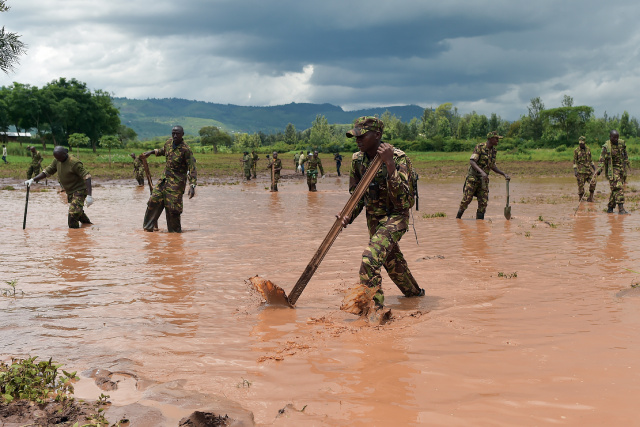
[130,153,145,186]
[140,125,197,232]
[27,146,43,180]
[267,151,282,191]
[339,116,424,309]
[304,151,325,192]
[596,129,630,214]
[24,146,94,228]
[456,131,510,220]
[573,136,596,202]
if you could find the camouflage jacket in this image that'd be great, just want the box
[349,146,413,223]
[268,158,282,175]
[155,139,197,190]
[44,155,90,194]
[573,146,594,174]
[251,152,259,166]
[305,156,324,175]
[242,153,252,169]
[598,140,629,180]
[467,142,496,177]
[31,150,42,167]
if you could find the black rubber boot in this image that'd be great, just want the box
[607,206,614,214]
[79,212,92,224]
[618,203,629,215]
[456,209,464,219]
[311,184,317,192]
[68,214,80,229]
[578,192,584,201]
[166,210,182,233]
[587,191,594,202]
[137,178,145,186]
[143,201,164,231]
[476,211,484,220]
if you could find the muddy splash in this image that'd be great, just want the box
[3,174,640,425]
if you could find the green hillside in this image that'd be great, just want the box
[113,97,425,139]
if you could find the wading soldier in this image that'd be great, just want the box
[241,151,252,181]
[251,149,259,179]
[334,152,343,176]
[25,146,94,228]
[130,153,145,186]
[340,116,424,308]
[141,126,197,232]
[305,150,325,191]
[267,151,282,192]
[27,146,43,179]
[596,130,630,214]
[573,136,596,202]
[456,131,510,219]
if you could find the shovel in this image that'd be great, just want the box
[250,155,384,306]
[504,179,511,220]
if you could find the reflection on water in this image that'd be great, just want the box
[2,178,640,425]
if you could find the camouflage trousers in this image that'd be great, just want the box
[359,212,422,306]
[134,169,145,185]
[607,171,626,209]
[244,167,252,180]
[459,175,489,214]
[27,165,41,180]
[143,179,184,232]
[270,172,281,191]
[306,169,319,185]
[576,172,596,196]
[67,189,89,228]
[251,163,257,178]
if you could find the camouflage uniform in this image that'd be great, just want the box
[143,139,197,232]
[458,141,497,215]
[242,153,252,180]
[27,150,43,179]
[133,156,145,185]
[598,139,630,211]
[304,156,324,191]
[251,152,259,178]
[268,158,282,191]
[294,152,300,170]
[43,155,91,228]
[573,142,596,199]
[348,147,422,306]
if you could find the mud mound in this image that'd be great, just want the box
[247,275,292,307]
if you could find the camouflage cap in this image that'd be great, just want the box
[346,116,384,138]
[579,136,586,141]
[487,131,504,140]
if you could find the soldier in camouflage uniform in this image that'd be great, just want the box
[141,126,197,232]
[25,146,94,228]
[241,151,252,181]
[267,151,282,192]
[456,131,510,220]
[294,151,300,173]
[573,136,596,202]
[304,150,325,191]
[27,146,43,180]
[596,130,631,214]
[251,150,259,179]
[130,153,145,186]
[339,116,424,308]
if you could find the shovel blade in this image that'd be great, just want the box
[504,206,511,220]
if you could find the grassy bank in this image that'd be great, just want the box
[0,143,631,181]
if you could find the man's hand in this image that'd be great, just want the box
[188,185,196,199]
[504,174,511,181]
[377,142,394,165]
[85,195,94,207]
[337,212,350,228]
[481,172,489,183]
[574,170,578,178]
[24,178,34,187]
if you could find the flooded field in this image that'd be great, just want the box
[2,174,640,426]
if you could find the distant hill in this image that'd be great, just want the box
[113,97,425,140]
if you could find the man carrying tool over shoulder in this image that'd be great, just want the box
[596,129,630,214]
[573,136,596,202]
[140,125,197,232]
[25,146,93,228]
[456,131,510,219]
[339,116,424,308]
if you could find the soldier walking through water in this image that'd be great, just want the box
[304,151,325,192]
[573,136,596,202]
[141,126,197,232]
[596,130,631,214]
[251,150,259,179]
[130,153,145,186]
[267,151,282,192]
[456,131,510,220]
[339,116,424,309]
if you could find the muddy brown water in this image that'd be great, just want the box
[2,175,640,426]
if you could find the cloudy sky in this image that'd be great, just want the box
[2,0,640,119]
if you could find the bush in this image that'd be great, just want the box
[555,145,567,152]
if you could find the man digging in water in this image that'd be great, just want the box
[338,116,424,317]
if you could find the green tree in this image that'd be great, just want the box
[620,111,633,138]
[0,1,27,73]
[199,125,231,153]
[310,114,331,147]
[489,113,499,132]
[561,94,574,107]
[436,116,451,138]
[541,105,593,146]
[99,134,121,165]
[67,132,89,157]
[117,124,137,145]
[284,123,298,145]
[468,112,489,138]
[421,107,437,138]
[523,97,545,140]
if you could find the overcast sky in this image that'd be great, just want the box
[2,0,640,120]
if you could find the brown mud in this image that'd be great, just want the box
[3,173,640,426]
